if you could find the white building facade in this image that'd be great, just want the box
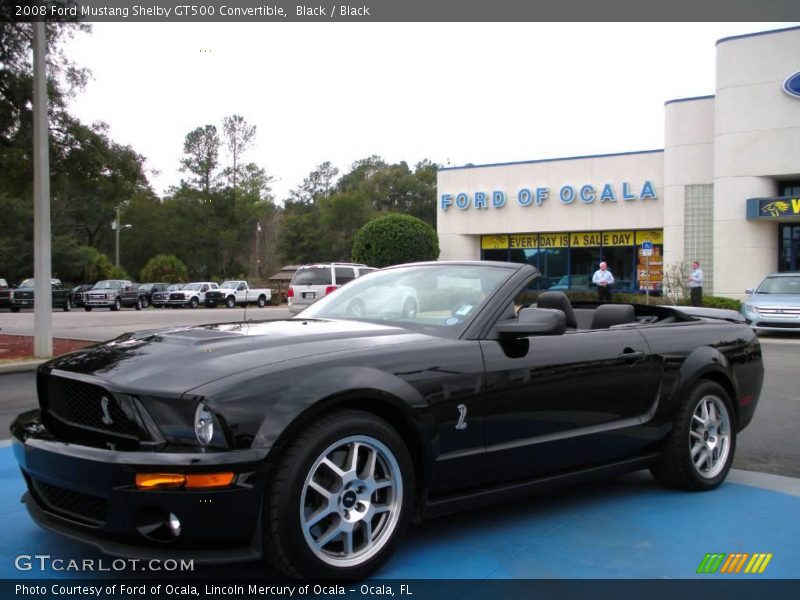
[437,26,800,299]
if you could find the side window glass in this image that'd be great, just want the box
[335,267,356,285]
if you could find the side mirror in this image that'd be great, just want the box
[497,307,566,336]
[745,288,754,295]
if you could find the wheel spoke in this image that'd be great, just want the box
[322,457,346,479]
[348,442,361,474]
[308,479,333,500]
[305,505,334,529]
[691,441,704,458]
[708,401,717,424]
[694,449,709,470]
[700,401,709,422]
[693,413,706,426]
[362,446,377,480]
[343,529,354,555]
[373,503,391,514]
[690,430,704,441]
[315,523,343,549]
[362,518,373,544]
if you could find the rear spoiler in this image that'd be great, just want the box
[670,306,746,324]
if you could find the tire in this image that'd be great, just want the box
[401,298,418,319]
[189,297,199,309]
[225,296,236,309]
[257,295,267,308]
[63,298,71,312]
[264,410,413,579]
[135,298,142,311]
[111,297,121,311]
[10,307,20,313]
[347,299,365,318]
[650,380,736,491]
[141,296,150,309]
[84,307,92,312]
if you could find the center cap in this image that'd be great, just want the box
[342,490,357,509]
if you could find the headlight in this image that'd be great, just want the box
[744,304,758,313]
[9,292,14,299]
[194,402,214,446]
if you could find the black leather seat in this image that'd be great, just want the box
[536,291,577,329]
[591,304,636,329]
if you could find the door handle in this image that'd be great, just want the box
[618,349,646,363]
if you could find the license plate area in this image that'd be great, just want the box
[302,292,316,299]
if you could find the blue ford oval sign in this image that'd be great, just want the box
[783,70,800,99]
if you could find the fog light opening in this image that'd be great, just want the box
[168,513,181,537]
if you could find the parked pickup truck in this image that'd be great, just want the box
[9,278,71,312]
[84,280,144,311]
[204,280,272,308]
[168,281,219,308]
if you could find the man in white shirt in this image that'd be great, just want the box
[592,261,614,302]
[688,261,704,307]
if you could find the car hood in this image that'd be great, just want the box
[745,294,800,306]
[41,319,435,397]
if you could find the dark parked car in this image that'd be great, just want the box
[12,262,764,579]
[138,283,170,308]
[9,278,71,312]
[0,277,10,309]
[69,284,94,309]
[151,283,183,308]
[83,280,144,311]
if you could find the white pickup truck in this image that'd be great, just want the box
[203,280,272,308]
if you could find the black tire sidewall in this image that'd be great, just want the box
[267,412,414,579]
[226,296,235,309]
[664,380,737,490]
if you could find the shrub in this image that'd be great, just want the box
[702,295,742,311]
[108,265,130,280]
[139,255,189,283]
[352,213,439,268]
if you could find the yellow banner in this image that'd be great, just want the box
[509,234,538,249]
[537,233,569,248]
[481,235,509,250]
[570,232,604,247]
[635,229,664,245]
[601,230,635,246]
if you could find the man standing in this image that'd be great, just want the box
[592,261,614,302]
[688,261,704,307]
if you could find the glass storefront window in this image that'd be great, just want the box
[602,246,636,292]
[779,224,800,272]
[538,249,568,289]
[569,248,601,291]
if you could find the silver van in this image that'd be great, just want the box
[287,263,377,314]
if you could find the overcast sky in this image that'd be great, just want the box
[62,22,798,201]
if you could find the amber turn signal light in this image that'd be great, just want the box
[136,472,234,490]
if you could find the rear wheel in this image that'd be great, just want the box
[651,380,736,491]
[264,410,413,579]
[257,295,267,308]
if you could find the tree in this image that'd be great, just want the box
[180,125,219,194]
[287,161,339,206]
[222,114,256,193]
[140,254,189,283]
[351,214,439,268]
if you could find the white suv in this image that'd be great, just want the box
[287,263,376,314]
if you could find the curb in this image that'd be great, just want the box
[0,360,45,374]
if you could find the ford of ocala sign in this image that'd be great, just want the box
[440,180,657,212]
[783,70,800,99]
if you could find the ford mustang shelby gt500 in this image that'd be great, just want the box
[12,261,763,579]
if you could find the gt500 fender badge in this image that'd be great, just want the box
[100,396,114,426]
[455,404,468,430]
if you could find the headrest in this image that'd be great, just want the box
[591,304,636,329]
[536,291,577,329]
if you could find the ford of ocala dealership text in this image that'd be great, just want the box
[441,180,657,211]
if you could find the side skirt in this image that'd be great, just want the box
[421,452,660,520]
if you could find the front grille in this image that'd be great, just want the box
[757,307,800,316]
[31,478,108,527]
[41,374,153,443]
[757,322,800,329]
[15,291,33,299]
[169,293,185,301]
[205,292,223,300]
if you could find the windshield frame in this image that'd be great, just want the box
[756,275,800,295]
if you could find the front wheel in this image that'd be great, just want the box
[10,307,20,313]
[401,298,418,319]
[141,296,149,309]
[651,380,736,491]
[189,297,199,309]
[225,296,236,309]
[111,297,121,311]
[63,298,71,312]
[84,306,92,312]
[264,410,413,579]
[135,298,142,311]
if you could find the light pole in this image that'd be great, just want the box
[113,207,132,267]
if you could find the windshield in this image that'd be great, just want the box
[756,276,800,295]
[220,281,239,288]
[92,280,122,290]
[297,264,515,337]
[167,284,183,291]
[183,283,202,291]
[19,278,35,288]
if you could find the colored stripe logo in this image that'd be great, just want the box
[697,553,773,574]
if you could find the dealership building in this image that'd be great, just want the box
[436,26,800,299]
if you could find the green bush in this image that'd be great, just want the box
[352,213,439,268]
[139,255,189,283]
[108,265,130,280]
[702,295,742,311]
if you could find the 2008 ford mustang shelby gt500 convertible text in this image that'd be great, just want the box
[12,262,763,579]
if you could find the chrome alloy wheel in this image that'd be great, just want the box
[689,394,732,479]
[300,435,403,568]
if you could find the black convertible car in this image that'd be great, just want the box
[12,261,763,579]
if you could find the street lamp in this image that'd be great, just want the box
[112,208,132,267]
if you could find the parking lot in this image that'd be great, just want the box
[1,310,799,580]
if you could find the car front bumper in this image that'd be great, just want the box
[12,410,269,563]
[742,307,800,331]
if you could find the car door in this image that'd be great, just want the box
[480,326,657,483]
